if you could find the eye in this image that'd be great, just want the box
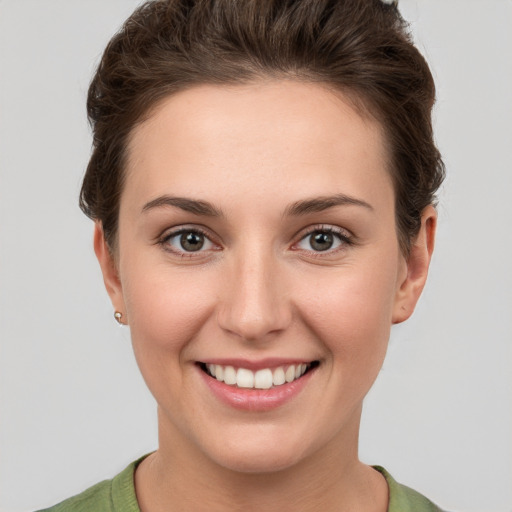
[162,228,216,254]
[295,227,351,253]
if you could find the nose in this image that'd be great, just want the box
[216,247,292,343]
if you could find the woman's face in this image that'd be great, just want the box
[97,81,433,473]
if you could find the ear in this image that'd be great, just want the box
[392,205,437,324]
[93,222,127,323]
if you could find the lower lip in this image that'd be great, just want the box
[198,366,316,411]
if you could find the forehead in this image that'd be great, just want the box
[123,80,393,214]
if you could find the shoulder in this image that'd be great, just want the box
[35,478,114,512]
[373,466,447,512]
[35,455,147,512]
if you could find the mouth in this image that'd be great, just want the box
[198,361,320,390]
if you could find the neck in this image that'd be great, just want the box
[134,407,388,512]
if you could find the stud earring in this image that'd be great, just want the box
[114,311,124,325]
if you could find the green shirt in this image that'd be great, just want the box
[37,455,445,511]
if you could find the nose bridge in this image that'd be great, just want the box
[217,239,291,341]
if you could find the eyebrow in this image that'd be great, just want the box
[284,194,374,216]
[141,193,373,217]
[142,196,223,217]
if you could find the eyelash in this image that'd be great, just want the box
[293,225,354,256]
[158,224,354,258]
[158,226,219,258]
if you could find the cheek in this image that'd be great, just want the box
[119,262,221,411]
[296,258,398,364]
[120,260,216,356]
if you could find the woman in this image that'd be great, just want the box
[39,0,446,510]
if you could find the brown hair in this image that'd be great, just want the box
[80,0,445,254]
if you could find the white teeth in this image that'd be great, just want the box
[236,368,254,388]
[272,366,286,386]
[254,369,273,389]
[285,365,295,383]
[214,364,224,381]
[223,366,237,385]
[205,362,313,389]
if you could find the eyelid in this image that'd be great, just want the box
[157,225,221,256]
[155,223,354,257]
[291,224,355,253]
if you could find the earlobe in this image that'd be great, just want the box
[392,206,437,324]
[93,222,126,318]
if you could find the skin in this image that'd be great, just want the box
[95,80,436,511]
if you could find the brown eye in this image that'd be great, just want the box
[180,232,205,252]
[163,229,215,254]
[309,231,334,251]
[295,227,349,253]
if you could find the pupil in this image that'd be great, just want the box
[311,232,333,251]
[181,232,204,252]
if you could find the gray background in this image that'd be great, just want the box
[1,1,511,511]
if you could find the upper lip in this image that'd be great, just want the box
[197,358,318,371]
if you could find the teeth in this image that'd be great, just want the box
[285,365,295,383]
[254,369,273,389]
[223,366,237,385]
[214,365,224,381]
[205,363,312,389]
[236,368,254,388]
[272,367,286,386]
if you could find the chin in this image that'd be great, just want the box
[214,449,302,474]
[201,430,315,475]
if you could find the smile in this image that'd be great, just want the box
[199,362,319,390]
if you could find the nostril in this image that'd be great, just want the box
[217,310,293,342]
